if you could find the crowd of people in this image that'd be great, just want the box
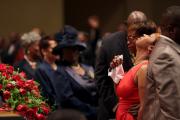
[0,5,180,120]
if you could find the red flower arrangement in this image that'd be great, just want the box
[0,64,50,120]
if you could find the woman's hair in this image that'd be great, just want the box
[21,31,41,48]
[128,20,158,37]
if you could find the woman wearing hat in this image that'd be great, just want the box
[53,26,97,120]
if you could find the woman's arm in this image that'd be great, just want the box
[136,64,147,120]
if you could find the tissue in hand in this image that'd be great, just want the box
[108,55,124,84]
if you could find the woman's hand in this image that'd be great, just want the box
[110,55,123,70]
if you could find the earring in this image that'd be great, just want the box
[27,50,30,54]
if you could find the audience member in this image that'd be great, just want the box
[14,31,42,79]
[142,5,180,120]
[95,11,147,120]
[3,32,24,65]
[88,15,101,67]
[110,21,158,120]
[53,26,97,120]
[35,36,59,106]
[78,31,95,67]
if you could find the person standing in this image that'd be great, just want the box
[142,6,180,120]
[88,15,101,67]
[95,11,147,120]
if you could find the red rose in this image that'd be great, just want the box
[0,108,5,111]
[3,90,11,100]
[0,84,2,90]
[16,104,28,111]
[31,90,40,97]
[26,80,35,86]
[41,106,50,115]
[7,66,14,74]
[2,72,10,79]
[36,113,45,120]
[19,88,26,95]
[33,86,39,92]
[12,75,21,81]
[6,83,15,90]
[32,107,38,113]
[19,72,26,78]
[25,108,36,120]
[16,80,25,88]
[24,83,31,90]
[0,64,6,71]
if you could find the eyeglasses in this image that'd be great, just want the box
[127,35,138,41]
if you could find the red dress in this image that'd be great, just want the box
[116,61,148,120]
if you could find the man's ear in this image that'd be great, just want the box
[147,45,154,54]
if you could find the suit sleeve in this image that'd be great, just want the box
[95,40,118,111]
[34,68,57,106]
[95,44,107,94]
[151,52,180,118]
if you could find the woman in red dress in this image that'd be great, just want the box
[111,21,159,120]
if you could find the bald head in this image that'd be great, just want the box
[127,11,147,26]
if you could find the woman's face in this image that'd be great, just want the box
[28,41,41,60]
[127,30,138,54]
[136,35,148,48]
[62,47,80,64]
[136,34,158,54]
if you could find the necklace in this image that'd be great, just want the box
[71,64,85,76]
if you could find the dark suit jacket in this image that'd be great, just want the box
[142,35,180,120]
[95,32,133,119]
[14,59,41,79]
[53,64,97,120]
[35,61,58,106]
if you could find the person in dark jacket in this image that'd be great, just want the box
[53,25,97,120]
[95,11,147,120]
[14,31,42,79]
[35,37,59,106]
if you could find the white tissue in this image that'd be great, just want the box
[108,55,124,84]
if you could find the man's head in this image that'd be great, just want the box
[127,21,157,54]
[39,36,58,63]
[127,11,147,54]
[127,11,147,26]
[88,15,100,29]
[160,6,180,44]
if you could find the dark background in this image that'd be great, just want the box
[64,0,180,33]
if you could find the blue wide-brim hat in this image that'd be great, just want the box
[53,25,86,54]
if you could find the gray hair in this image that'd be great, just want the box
[21,31,41,47]
[127,11,147,26]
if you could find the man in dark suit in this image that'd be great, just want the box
[142,6,180,120]
[95,11,147,120]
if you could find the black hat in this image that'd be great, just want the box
[53,25,86,54]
